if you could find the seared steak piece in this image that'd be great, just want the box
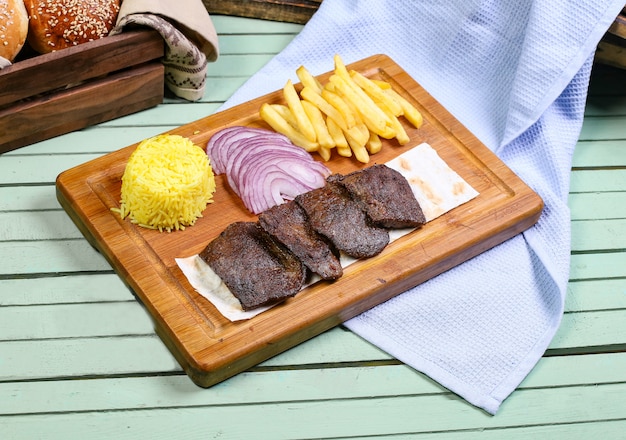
[332,164,426,228]
[259,201,343,280]
[295,181,389,259]
[199,221,306,311]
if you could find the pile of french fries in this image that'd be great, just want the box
[259,55,423,163]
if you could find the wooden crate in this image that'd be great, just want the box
[0,30,165,154]
[203,0,322,24]
[597,7,626,70]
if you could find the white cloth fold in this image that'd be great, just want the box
[112,0,219,101]
[219,0,625,414]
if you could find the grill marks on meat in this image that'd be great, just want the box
[199,222,306,311]
[259,201,343,280]
[198,164,426,311]
[295,181,390,259]
[332,164,426,228]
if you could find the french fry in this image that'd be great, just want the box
[296,65,323,94]
[284,79,317,142]
[377,101,410,145]
[301,100,335,151]
[327,117,352,157]
[333,54,351,82]
[321,88,357,128]
[301,86,349,132]
[350,70,403,116]
[270,104,298,128]
[384,88,424,129]
[329,74,395,138]
[366,132,382,154]
[258,54,424,163]
[345,123,369,149]
[337,94,371,147]
[259,103,319,152]
[333,55,396,132]
[344,130,370,163]
[372,79,392,90]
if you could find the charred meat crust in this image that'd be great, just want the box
[295,181,390,259]
[259,201,343,280]
[199,221,306,311]
[332,164,426,228]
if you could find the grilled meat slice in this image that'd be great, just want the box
[259,201,343,280]
[295,181,389,259]
[199,221,306,311]
[332,164,426,228]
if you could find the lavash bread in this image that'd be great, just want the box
[0,0,29,61]
[25,0,121,54]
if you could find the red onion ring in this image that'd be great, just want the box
[207,126,331,214]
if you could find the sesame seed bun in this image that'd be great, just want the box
[0,0,29,61]
[25,0,121,54]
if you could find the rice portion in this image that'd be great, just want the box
[115,134,216,232]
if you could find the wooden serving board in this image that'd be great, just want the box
[56,54,543,388]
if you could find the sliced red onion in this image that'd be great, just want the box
[206,126,331,214]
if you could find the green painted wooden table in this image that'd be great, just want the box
[1,16,625,439]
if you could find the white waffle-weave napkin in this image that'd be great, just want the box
[220,0,625,414]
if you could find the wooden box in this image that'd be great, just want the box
[597,7,626,70]
[0,30,165,154]
[203,0,322,24]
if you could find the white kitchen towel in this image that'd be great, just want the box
[220,0,625,414]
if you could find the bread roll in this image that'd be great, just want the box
[25,0,121,54]
[0,0,29,61]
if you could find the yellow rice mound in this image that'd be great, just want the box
[114,134,216,232]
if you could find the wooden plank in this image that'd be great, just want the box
[550,309,626,353]
[572,140,626,167]
[578,115,626,140]
[218,34,304,54]
[570,169,626,193]
[203,0,322,24]
[0,186,59,211]
[571,218,626,251]
[0,62,165,154]
[0,302,154,341]
[211,14,304,33]
[596,38,626,70]
[569,192,626,220]
[0,240,112,275]
[0,211,85,241]
[596,8,626,69]
[206,53,278,77]
[566,279,626,312]
[5,128,164,156]
[0,337,180,381]
[0,331,385,381]
[55,54,543,388]
[0,275,131,306]
[570,252,626,281]
[1,352,625,415]
[2,301,626,382]
[1,383,625,439]
[0,155,105,185]
[100,103,220,128]
[0,30,164,106]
